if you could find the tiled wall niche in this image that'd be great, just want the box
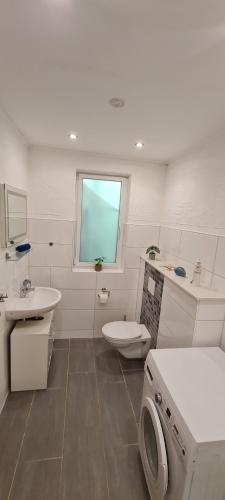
[28,219,160,338]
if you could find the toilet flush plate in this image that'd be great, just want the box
[148,277,156,296]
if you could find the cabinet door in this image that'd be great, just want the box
[158,288,195,348]
[163,280,197,319]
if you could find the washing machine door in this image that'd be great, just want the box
[140,397,168,500]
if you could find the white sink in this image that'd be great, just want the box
[5,287,62,320]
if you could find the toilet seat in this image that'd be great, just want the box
[102,321,142,344]
[102,321,151,358]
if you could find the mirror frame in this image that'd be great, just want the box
[0,184,28,248]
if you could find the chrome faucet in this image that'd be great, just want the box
[20,278,35,297]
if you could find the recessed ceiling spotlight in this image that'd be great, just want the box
[109,97,125,108]
[135,141,144,149]
[69,132,78,140]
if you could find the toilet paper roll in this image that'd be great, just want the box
[99,292,108,304]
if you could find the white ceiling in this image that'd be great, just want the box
[1,0,225,162]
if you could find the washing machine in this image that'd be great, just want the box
[139,347,225,500]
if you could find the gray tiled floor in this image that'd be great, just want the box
[1,339,148,500]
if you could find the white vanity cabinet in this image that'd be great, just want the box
[158,278,225,348]
[11,311,54,391]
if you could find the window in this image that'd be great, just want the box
[75,173,128,268]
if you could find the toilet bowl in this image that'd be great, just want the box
[102,321,151,359]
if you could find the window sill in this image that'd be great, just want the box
[72,267,124,274]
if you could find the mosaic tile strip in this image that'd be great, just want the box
[140,261,164,348]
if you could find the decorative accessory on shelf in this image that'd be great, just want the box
[174,266,186,277]
[146,245,160,260]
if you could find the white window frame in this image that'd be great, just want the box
[75,172,128,269]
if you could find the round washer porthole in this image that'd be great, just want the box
[140,397,168,500]
[143,406,159,479]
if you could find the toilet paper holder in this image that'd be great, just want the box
[98,287,110,298]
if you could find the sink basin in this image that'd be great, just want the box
[5,287,62,320]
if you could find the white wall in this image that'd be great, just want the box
[161,135,225,235]
[28,146,166,338]
[160,134,225,350]
[0,107,29,410]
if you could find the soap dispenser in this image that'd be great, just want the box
[191,260,202,286]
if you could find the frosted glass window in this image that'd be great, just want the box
[79,178,122,263]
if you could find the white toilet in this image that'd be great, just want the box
[102,321,151,359]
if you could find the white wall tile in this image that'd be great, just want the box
[136,288,143,323]
[162,252,178,266]
[94,309,124,337]
[178,231,217,272]
[94,289,136,312]
[124,247,146,268]
[96,269,139,290]
[52,268,96,289]
[29,243,73,267]
[54,309,94,331]
[57,289,95,310]
[95,289,128,310]
[126,224,159,248]
[125,290,138,321]
[29,218,74,245]
[29,266,51,287]
[214,237,225,278]
[159,227,181,258]
[212,274,225,294]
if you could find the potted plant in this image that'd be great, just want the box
[94,256,105,271]
[146,245,160,260]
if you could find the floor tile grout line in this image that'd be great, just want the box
[93,341,111,500]
[23,456,63,464]
[7,391,35,500]
[122,367,144,373]
[59,337,70,481]
[53,348,69,351]
[7,433,26,500]
[26,391,35,425]
[119,356,139,428]
[46,386,65,391]
[68,369,96,374]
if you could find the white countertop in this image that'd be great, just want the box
[141,256,225,301]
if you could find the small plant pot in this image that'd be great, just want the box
[149,253,155,260]
[95,263,102,272]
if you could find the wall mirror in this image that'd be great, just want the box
[0,184,27,247]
